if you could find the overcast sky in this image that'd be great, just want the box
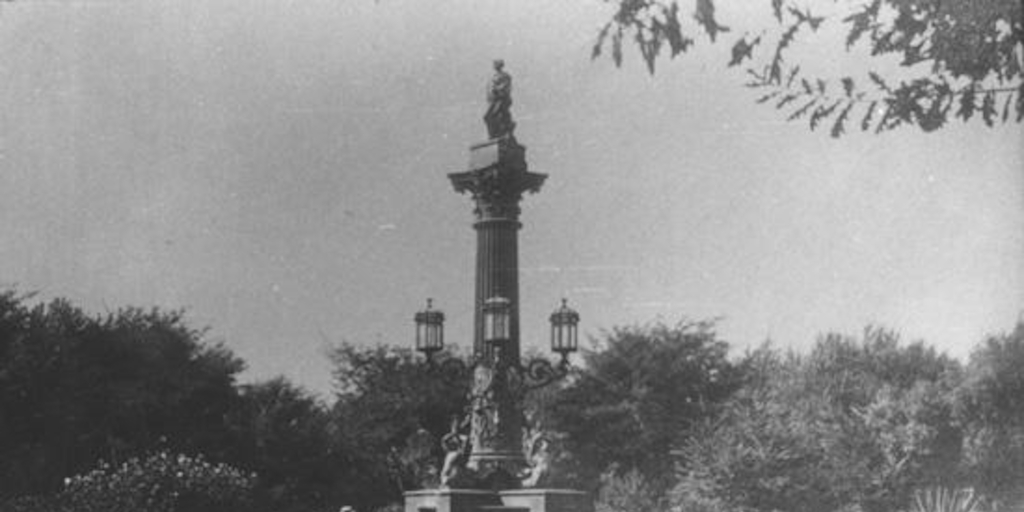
[1,0,1021,397]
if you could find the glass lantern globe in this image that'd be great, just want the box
[414,298,444,356]
[549,298,579,357]
[482,296,512,346]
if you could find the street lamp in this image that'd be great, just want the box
[403,61,590,504]
[482,296,512,347]
[416,296,579,394]
[414,298,445,360]
[549,298,579,364]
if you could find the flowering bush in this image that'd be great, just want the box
[57,452,255,512]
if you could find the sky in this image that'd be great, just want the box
[1,0,1021,398]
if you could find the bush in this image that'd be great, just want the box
[911,487,987,512]
[672,332,964,512]
[0,495,63,512]
[56,451,255,512]
[595,467,666,512]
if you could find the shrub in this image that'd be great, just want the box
[911,487,987,512]
[0,495,63,512]
[57,451,255,512]
[595,467,666,512]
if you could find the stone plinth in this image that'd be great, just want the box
[499,489,593,512]
[404,488,592,512]
[466,137,527,174]
[404,489,499,512]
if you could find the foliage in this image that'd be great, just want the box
[594,467,667,512]
[0,290,245,499]
[227,377,347,512]
[0,290,383,512]
[0,495,62,512]
[329,343,470,508]
[953,321,1024,504]
[4,283,1023,512]
[911,487,987,512]
[672,327,963,512]
[545,319,742,493]
[55,451,255,512]
[593,0,1022,135]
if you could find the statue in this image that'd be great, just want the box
[520,436,551,488]
[483,59,515,139]
[439,415,474,488]
[519,411,553,487]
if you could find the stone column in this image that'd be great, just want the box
[449,135,546,489]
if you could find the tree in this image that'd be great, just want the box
[226,377,344,512]
[593,0,1022,136]
[672,328,963,512]
[328,343,470,509]
[0,290,245,500]
[953,321,1024,505]
[544,320,742,494]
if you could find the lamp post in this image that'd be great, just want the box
[410,62,581,487]
[414,295,580,489]
[414,297,580,392]
[403,60,592,512]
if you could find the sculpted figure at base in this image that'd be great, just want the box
[483,59,515,139]
[520,436,551,488]
[439,416,475,488]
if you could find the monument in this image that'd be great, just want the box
[404,62,592,512]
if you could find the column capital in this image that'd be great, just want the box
[449,137,546,221]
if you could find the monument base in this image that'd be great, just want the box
[405,489,499,512]
[404,488,592,512]
[499,489,592,512]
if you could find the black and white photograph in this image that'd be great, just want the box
[0,1,1021,511]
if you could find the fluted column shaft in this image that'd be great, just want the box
[474,217,521,362]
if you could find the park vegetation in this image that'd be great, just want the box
[594,0,1022,136]
[0,288,1022,512]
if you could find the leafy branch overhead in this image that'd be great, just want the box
[592,0,1023,136]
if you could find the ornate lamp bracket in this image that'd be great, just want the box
[507,356,571,397]
[424,354,480,389]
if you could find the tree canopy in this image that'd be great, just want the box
[594,0,1023,136]
[670,327,989,512]
[544,320,743,493]
[4,287,1024,512]
[953,322,1024,502]
[328,343,470,507]
[0,291,244,499]
[0,291,357,512]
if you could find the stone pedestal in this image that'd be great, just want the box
[404,488,592,512]
[499,489,593,512]
[405,489,500,512]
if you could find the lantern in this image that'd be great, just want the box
[549,298,579,357]
[482,296,512,345]
[414,298,445,356]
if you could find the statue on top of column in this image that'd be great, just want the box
[484,59,515,140]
